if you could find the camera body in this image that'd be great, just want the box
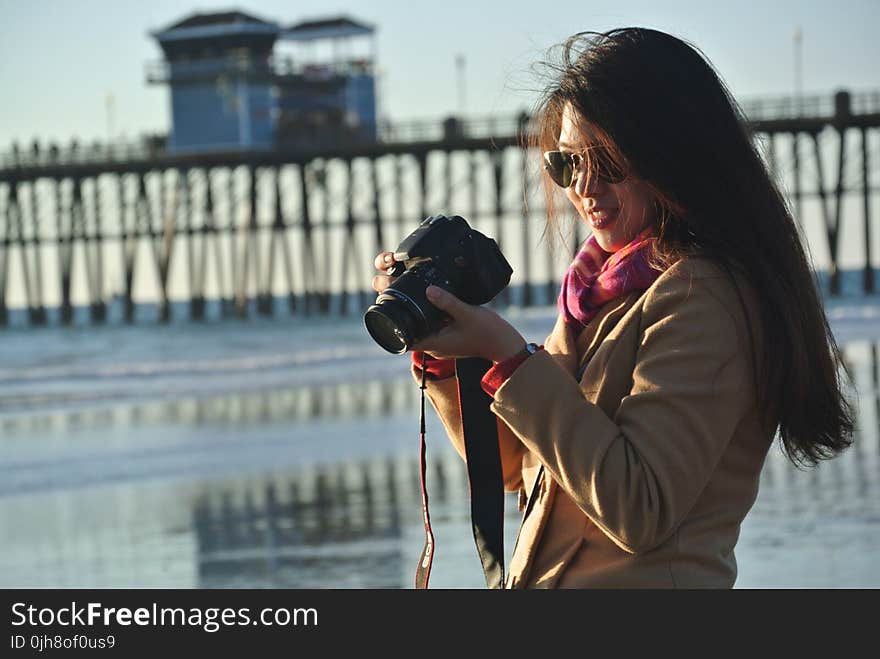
[364,215,513,354]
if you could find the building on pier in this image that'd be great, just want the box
[147,10,377,154]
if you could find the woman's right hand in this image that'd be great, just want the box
[372,251,398,294]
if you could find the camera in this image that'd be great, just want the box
[364,215,513,354]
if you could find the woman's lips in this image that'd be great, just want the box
[586,207,619,229]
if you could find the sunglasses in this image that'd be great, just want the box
[543,148,627,188]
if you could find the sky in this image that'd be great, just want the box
[0,0,878,148]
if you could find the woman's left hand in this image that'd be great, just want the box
[412,285,526,363]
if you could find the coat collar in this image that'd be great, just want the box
[543,289,646,379]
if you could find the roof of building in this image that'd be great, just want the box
[163,10,276,31]
[283,16,375,41]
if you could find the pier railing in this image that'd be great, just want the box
[740,89,880,122]
[3,89,878,170]
[0,113,529,172]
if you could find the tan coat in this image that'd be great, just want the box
[415,256,775,588]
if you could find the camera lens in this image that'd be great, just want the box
[364,263,451,354]
[364,295,421,354]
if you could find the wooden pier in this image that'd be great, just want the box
[0,92,878,327]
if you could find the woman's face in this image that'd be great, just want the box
[558,103,657,252]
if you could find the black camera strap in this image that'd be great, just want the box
[413,356,506,590]
[454,357,506,589]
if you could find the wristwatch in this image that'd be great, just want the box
[523,342,539,356]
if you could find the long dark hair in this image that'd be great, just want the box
[532,28,854,466]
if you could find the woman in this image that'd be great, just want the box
[371,28,854,588]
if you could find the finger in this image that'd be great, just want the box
[410,330,440,355]
[425,285,468,317]
[372,274,393,293]
[374,251,395,271]
[410,324,459,358]
[410,344,452,361]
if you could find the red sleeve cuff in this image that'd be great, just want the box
[411,350,456,380]
[480,344,544,397]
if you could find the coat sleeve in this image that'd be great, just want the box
[412,364,527,493]
[489,272,756,554]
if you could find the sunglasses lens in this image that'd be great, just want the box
[544,149,627,187]
[544,151,573,188]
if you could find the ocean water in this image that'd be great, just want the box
[0,286,878,589]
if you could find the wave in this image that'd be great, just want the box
[0,296,877,416]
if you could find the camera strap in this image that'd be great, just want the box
[454,357,506,589]
[414,353,436,590]
[413,356,506,590]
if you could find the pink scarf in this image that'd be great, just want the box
[558,226,662,332]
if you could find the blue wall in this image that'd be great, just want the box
[169,79,275,153]
[346,74,376,141]
[165,67,375,151]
